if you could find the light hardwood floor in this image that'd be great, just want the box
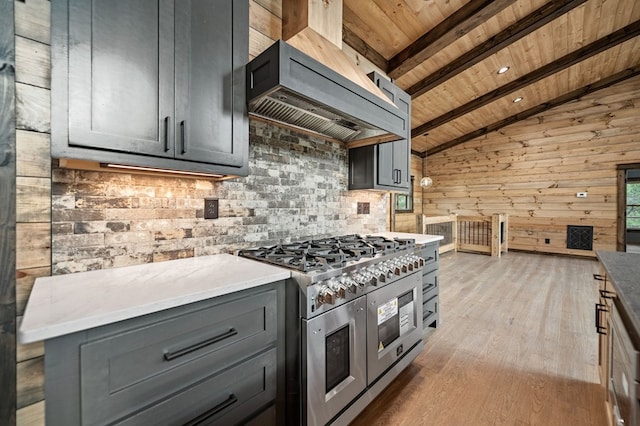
[351,251,607,426]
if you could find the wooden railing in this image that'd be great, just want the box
[419,213,508,257]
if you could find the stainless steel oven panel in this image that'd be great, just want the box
[303,296,367,426]
[366,271,423,385]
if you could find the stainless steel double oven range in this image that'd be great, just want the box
[239,234,425,425]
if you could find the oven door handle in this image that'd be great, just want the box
[595,303,608,335]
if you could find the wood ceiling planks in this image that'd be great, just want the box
[343,0,640,155]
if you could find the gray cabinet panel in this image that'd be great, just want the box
[348,72,410,191]
[80,290,277,425]
[116,348,277,426]
[419,242,440,330]
[68,0,174,156]
[44,282,284,425]
[423,294,439,327]
[423,268,439,297]
[52,0,249,176]
[175,0,246,167]
[377,142,395,187]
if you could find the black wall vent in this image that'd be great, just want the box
[567,225,593,251]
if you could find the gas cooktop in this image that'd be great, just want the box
[237,234,415,273]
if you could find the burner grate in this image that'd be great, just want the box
[237,234,416,273]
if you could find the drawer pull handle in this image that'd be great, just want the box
[599,289,616,299]
[593,274,605,281]
[180,120,187,155]
[183,394,238,426]
[164,328,238,361]
[163,116,170,152]
[595,303,608,335]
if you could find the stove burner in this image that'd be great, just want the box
[237,234,415,273]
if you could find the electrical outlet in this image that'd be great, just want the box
[576,192,588,198]
[357,202,370,214]
[545,238,550,244]
[204,198,218,219]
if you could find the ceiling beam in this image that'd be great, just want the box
[407,0,589,99]
[342,25,389,73]
[424,66,640,156]
[412,20,640,138]
[388,0,518,80]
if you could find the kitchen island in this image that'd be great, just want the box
[19,254,290,425]
[596,251,640,426]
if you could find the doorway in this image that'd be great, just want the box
[617,164,640,252]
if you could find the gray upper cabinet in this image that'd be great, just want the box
[52,0,248,176]
[348,73,411,191]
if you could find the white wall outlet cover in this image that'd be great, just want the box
[576,192,588,198]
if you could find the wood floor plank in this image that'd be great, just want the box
[351,251,607,426]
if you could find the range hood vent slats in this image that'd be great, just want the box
[246,40,409,144]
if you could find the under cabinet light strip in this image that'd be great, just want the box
[101,163,224,178]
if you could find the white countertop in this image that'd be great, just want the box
[369,232,444,245]
[18,254,290,344]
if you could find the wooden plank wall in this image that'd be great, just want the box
[1,1,17,424]
[14,0,52,423]
[422,75,640,257]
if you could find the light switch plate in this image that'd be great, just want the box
[576,192,588,198]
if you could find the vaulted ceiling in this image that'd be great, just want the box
[342,0,640,156]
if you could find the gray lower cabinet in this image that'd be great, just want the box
[51,0,248,176]
[348,73,411,191]
[45,282,284,425]
[419,242,440,330]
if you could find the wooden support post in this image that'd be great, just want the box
[492,214,501,258]
[451,213,458,253]
[502,213,509,254]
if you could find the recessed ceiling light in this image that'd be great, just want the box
[513,97,524,103]
[497,66,510,74]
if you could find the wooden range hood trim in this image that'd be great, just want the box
[281,0,393,105]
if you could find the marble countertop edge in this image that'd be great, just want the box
[18,254,291,344]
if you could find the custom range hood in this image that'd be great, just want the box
[246,0,408,145]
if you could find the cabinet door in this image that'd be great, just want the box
[175,0,247,167]
[392,139,410,188]
[377,142,396,186]
[68,0,175,157]
[393,90,411,189]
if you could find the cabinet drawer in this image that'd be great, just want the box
[423,268,439,296]
[420,244,439,269]
[80,289,277,425]
[423,294,439,325]
[116,348,277,425]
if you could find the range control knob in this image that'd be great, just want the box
[363,271,376,286]
[341,275,358,294]
[391,261,401,276]
[351,272,367,287]
[406,258,414,272]
[328,280,346,299]
[381,262,394,278]
[367,266,385,284]
[317,286,335,305]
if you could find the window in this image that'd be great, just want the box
[628,181,640,229]
[394,176,414,213]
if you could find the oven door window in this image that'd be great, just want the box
[326,324,350,393]
[377,291,414,352]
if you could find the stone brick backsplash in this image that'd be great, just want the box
[52,120,388,274]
